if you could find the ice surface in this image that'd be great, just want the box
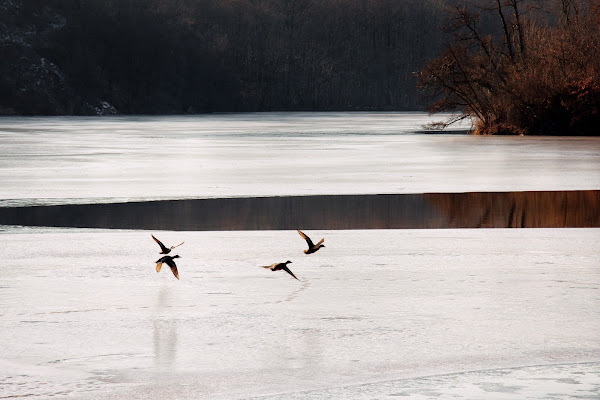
[1,227,598,399]
[258,362,600,399]
[1,112,598,398]
[1,112,599,206]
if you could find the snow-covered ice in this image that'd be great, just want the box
[1,112,599,206]
[1,227,598,399]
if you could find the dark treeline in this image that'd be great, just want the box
[1,0,449,115]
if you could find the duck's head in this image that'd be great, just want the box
[173,255,181,259]
[286,260,292,264]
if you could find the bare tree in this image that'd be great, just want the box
[418,0,600,135]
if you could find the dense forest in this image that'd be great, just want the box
[1,0,598,135]
[1,0,448,115]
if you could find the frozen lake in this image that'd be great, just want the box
[1,112,599,206]
[1,112,599,398]
[1,227,599,399]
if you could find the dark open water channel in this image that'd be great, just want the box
[1,190,597,230]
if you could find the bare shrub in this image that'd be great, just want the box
[417,0,600,135]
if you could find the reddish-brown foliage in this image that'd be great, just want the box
[417,0,600,135]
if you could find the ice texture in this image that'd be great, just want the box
[1,112,599,206]
[1,227,598,399]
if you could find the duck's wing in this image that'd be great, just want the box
[297,229,314,248]
[281,266,299,280]
[152,235,169,253]
[156,262,163,272]
[169,265,179,279]
[165,258,180,279]
[315,238,324,247]
[170,241,184,250]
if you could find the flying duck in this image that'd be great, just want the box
[152,234,184,254]
[156,255,180,280]
[297,229,325,254]
[262,261,298,280]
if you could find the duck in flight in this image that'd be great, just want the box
[152,234,184,254]
[262,261,298,280]
[156,255,180,280]
[297,229,325,254]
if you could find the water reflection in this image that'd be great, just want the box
[424,190,600,228]
[153,287,177,369]
[0,191,597,230]
[300,328,323,372]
